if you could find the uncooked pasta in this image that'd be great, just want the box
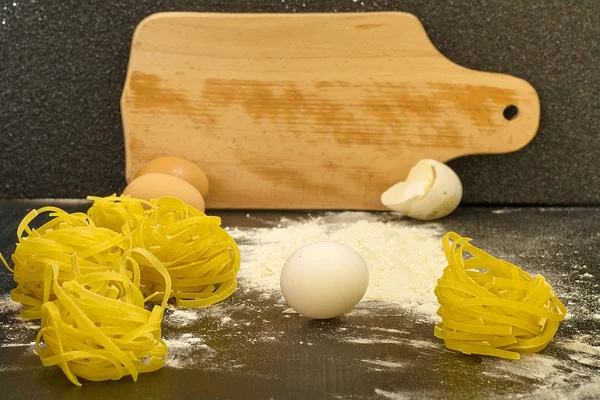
[87,194,149,233]
[4,206,126,320]
[0,195,242,385]
[2,195,241,318]
[434,232,567,360]
[88,195,241,307]
[36,248,170,386]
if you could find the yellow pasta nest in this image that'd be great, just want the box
[89,195,241,307]
[434,232,567,360]
[3,195,241,319]
[36,249,170,386]
[3,206,127,320]
[0,195,242,385]
[87,194,149,233]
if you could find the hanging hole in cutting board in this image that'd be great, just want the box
[503,104,519,121]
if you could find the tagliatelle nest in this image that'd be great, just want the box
[2,206,126,320]
[434,232,567,360]
[1,195,241,385]
[88,195,241,307]
[3,195,241,319]
[36,249,170,386]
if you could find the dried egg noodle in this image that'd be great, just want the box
[434,232,567,360]
[2,206,126,320]
[87,194,149,233]
[2,195,241,318]
[36,248,170,386]
[88,196,241,307]
[0,195,241,385]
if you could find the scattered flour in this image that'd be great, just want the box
[164,336,216,369]
[503,375,600,400]
[0,295,21,314]
[229,212,446,317]
[345,334,438,349]
[407,340,439,350]
[374,388,407,399]
[486,353,559,381]
[0,296,40,348]
[374,388,437,400]
[0,342,35,348]
[551,266,599,322]
[361,359,405,369]
[165,308,200,327]
[370,327,408,334]
[349,338,402,345]
[481,335,600,399]
[558,337,600,368]
[346,338,436,349]
[560,338,600,356]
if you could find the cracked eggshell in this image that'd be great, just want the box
[380,159,462,221]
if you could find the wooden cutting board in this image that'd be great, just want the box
[121,12,540,210]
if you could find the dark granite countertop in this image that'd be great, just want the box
[0,200,599,400]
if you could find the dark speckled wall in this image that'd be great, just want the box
[1,0,599,205]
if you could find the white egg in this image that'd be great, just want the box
[280,241,369,319]
[380,159,463,221]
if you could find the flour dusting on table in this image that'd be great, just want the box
[0,295,21,314]
[164,307,200,327]
[164,334,216,369]
[228,212,446,318]
[361,359,405,369]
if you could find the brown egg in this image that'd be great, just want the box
[135,156,209,198]
[123,173,205,212]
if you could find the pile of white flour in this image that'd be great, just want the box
[228,212,447,317]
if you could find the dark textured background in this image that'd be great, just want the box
[1,0,599,205]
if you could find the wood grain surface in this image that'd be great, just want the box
[121,12,540,210]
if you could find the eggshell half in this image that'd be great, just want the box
[381,159,462,221]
